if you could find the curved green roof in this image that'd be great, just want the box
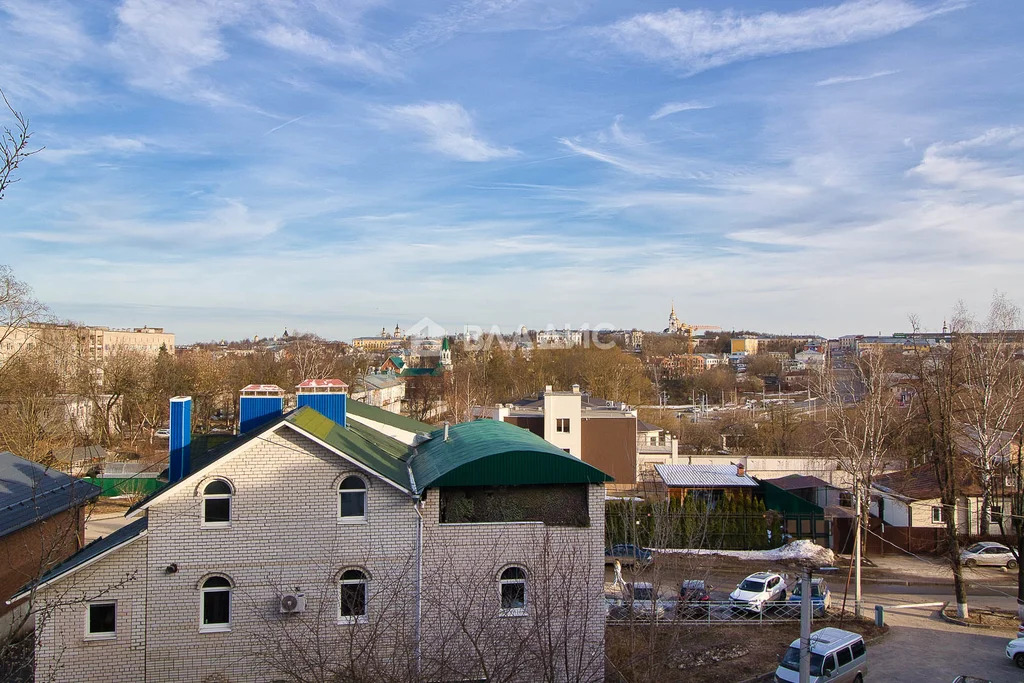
[410,419,613,490]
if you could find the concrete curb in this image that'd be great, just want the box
[939,600,1017,630]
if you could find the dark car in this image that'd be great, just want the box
[604,544,653,566]
[673,579,712,618]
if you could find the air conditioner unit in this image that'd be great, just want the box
[279,593,306,614]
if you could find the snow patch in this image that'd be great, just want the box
[654,540,835,565]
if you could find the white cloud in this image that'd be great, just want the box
[37,135,155,164]
[815,69,900,86]
[380,102,519,162]
[650,102,711,120]
[256,24,396,77]
[911,127,1024,194]
[600,0,964,75]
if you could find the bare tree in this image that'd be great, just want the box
[0,89,41,201]
[0,266,48,384]
[954,294,1024,534]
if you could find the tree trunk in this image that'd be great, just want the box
[944,498,969,619]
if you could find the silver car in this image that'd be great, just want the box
[960,542,1017,569]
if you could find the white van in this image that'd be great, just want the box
[774,627,867,683]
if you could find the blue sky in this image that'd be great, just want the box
[1,0,1021,343]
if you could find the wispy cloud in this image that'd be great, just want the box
[650,102,711,120]
[378,102,519,162]
[256,24,396,78]
[815,69,900,86]
[599,0,964,75]
[910,127,1024,194]
[37,135,155,164]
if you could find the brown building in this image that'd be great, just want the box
[1,452,100,626]
[477,386,641,491]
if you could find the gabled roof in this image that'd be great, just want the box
[763,474,837,491]
[0,452,101,538]
[8,517,147,603]
[654,464,758,488]
[873,463,993,500]
[410,419,613,489]
[345,399,434,434]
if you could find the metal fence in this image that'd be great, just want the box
[607,600,840,626]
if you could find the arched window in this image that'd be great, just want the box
[200,576,232,632]
[338,476,367,521]
[202,479,232,527]
[338,569,368,623]
[499,566,527,616]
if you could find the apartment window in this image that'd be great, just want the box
[556,418,570,433]
[931,506,944,524]
[200,576,232,632]
[338,476,367,521]
[499,566,527,616]
[85,602,116,640]
[338,569,368,623]
[202,480,232,527]
[839,491,853,508]
[992,506,1003,524]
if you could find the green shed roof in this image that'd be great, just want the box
[346,399,435,434]
[287,407,412,490]
[410,419,613,490]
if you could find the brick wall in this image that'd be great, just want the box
[35,425,606,682]
[2,505,85,617]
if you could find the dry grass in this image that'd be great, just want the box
[606,618,886,683]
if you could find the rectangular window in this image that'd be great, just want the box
[204,498,231,524]
[992,506,1003,524]
[339,583,367,622]
[839,491,853,507]
[501,580,526,612]
[556,418,570,433]
[86,602,116,640]
[202,590,231,630]
[836,646,853,667]
[851,640,866,658]
[931,506,944,524]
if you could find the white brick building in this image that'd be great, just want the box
[15,397,609,682]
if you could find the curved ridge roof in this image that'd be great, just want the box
[410,419,613,490]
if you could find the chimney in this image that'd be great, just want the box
[735,462,745,477]
[169,396,192,483]
[571,383,580,393]
[544,384,553,393]
[296,379,348,426]
[443,422,450,441]
[239,384,285,433]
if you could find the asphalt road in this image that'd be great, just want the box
[864,589,1022,683]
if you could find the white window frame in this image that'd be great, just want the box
[931,505,944,524]
[337,475,368,524]
[199,576,232,633]
[499,566,528,617]
[201,479,233,529]
[337,570,369,625]
[84,601,117,641]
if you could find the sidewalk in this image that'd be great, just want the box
[84,511,133,543]
[859,554,1017,586]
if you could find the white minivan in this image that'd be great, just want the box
[774,627,867,683]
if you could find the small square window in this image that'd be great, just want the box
[86,602,116,640]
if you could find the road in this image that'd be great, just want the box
[85,512,133,543]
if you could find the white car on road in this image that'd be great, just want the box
[961,541,1017,569]
[729,571,787,613]
[1006,638,1024,668]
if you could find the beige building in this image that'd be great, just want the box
[18,397,608,682]
[730,337,760,355]
[0,324,174,368]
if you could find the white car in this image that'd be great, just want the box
[155,428,171,439]
[609,582,666,621]
[729,571,787,613]
[1006,638,1024,668]
[961,542,1017,569]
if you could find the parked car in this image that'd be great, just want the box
[1006,638,1024,668]
[775,627,867,683]
[155,428,171,438]
[788,577,832,616]
[730,571,787,613]
[673,579,712,619]
[615,582,665,621]
[960,542,1017,569]
[604,544,653,566]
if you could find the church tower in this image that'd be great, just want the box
[668,301,681,334]
[440,336,452,369]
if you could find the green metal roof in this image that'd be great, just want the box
[346,399,435,433]
[399,366,443,377]
[287,407,412,490]
[387,355,405,369]
[410,419,613,489]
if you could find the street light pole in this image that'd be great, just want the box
[799,565,812,683]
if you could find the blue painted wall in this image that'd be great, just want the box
[169,397,192,482]
[297,393,347,426]
[239,396,283,433]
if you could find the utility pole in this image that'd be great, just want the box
[855,486,863,619]
[799,565,812,683]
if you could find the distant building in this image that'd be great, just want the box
[730,337,760,355]
[350,372,405,413]
[0,323,174,367]
[351,324,407,351]
[535,329,583,348]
